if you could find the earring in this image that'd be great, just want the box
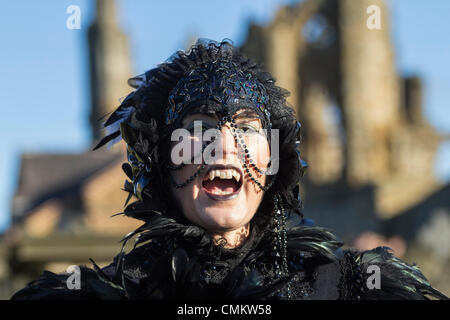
[273,193,292,299]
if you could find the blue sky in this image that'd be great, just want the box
[0,0,449,232]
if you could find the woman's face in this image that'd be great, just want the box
[169,110,271,235]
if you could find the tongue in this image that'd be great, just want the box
[203,178,238,194]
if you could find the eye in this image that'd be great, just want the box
[235,122,261,135]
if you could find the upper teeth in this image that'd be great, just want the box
[207,169,241,182]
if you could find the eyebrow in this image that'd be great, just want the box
[234,115,261,125]
[182,111,260,127]
[233,110,260,120]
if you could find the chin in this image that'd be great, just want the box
[199,206,249,231]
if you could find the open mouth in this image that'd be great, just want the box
[202,165,243,200]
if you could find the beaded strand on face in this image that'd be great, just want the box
[169,139,215,188]
[226,115,276,192]
[170,113,276,192]
[169,116,223,188]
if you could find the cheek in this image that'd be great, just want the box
[247,135,270,169]
[170,137,199,164]
[243,135,269,196]
[170,165,201,215]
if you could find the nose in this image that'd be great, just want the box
[217,123,238,161]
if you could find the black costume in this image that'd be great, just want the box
[12,40,448,300]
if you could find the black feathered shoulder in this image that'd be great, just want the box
[337,247,448,300]
[10,211,448,300]
[10,265,125,300]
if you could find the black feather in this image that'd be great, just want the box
[122,163,133,179]
[92,131,120,150]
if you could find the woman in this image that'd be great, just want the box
[11,40,448,300]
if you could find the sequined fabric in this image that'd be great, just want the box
[165,60,271,129]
